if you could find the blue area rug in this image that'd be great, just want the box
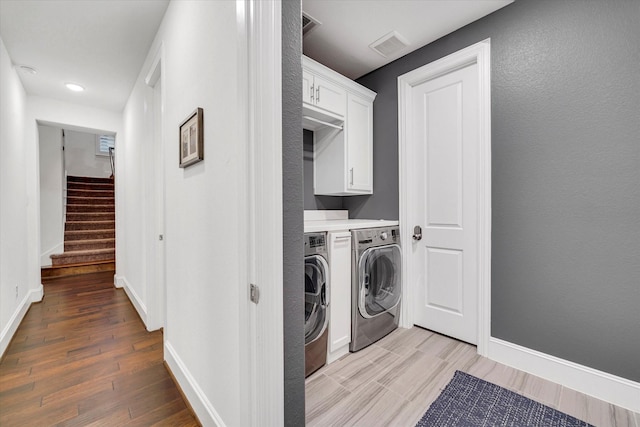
[416,371,593,426]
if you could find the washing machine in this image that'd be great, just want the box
[350,226,401,352]
[304,232,330,377]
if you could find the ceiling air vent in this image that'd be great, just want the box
[302,12,321,36]
[369,31,410,58]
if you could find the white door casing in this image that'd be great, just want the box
[398,39,491,356]
[241,0,283,425]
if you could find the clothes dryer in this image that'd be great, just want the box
[304,232,329,377]
[350,226,401,352]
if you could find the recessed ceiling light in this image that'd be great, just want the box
[18,65,37,74]
[65,83,84,92]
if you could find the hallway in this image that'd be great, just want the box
[0,272,199,426]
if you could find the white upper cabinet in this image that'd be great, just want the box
[345,94,373,193]
[303,56,376,196]
[303,69,346,118]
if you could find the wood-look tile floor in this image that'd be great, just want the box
[306,327,640,427]
[0,271,199,426]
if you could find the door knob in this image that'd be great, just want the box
[412,225,422,241]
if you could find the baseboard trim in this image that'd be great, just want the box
[0,285,44,358]
[327,345,349,364]
[488,337,640,412]
[164,341,226,427]
[41,242,64,267]
[114,275,147,327]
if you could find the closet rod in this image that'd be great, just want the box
[303,115,343,130]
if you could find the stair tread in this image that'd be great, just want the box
[67,194,114,198]
[67,176,113,183]
[51,248,115,257]
[65,229,115,234]
[67,219,116,225]
[66,214,115,219]
[42,260,115,269]
[67,184,114,190]
[67,203,115,208]
[67,189,114,194]
[67,196,113,201]
[65,237,115,243]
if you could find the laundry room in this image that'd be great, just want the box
[298,0,640,426]
[299,2,505,423]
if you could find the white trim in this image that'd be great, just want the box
[144,45,163,87]
[327,345,349,364]
[397,39,492,356]
[243,0,284,425]
[114,275,148,328]
[489,337,640,413]
[235,1,252,426]
[0,285,43,358]
[164,341,226,427]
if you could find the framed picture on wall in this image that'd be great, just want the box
[179,107,204,168]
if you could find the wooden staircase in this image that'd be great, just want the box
[42,176,115,279]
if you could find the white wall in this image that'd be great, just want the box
[121,1,248,425]
[64,129,112,178]
[0,36,42,357]
[38,125,64,267]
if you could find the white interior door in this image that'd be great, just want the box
[152,79,166,330]
[411,62,479,345]
[144,51,165,332]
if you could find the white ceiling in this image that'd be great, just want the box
[0,0,513,113]
[0,0,169,112]
[303,0,513,79]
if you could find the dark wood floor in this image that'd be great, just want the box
[0,271,199,426]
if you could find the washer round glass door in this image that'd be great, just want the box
[358,244,401,318]
[305,255,328,344]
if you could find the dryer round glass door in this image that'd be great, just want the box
[304,255,328,344]
[358,245,401,319]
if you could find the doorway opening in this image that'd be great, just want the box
[39,123,117,279]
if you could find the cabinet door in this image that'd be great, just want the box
[314,75,346,117]
[346,94,373,193]
[302,69,314,105]
[328,231,352,359]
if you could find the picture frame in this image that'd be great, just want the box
[179,107,204,168]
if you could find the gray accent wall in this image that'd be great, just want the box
[347,0,640,382]
[282,0,304,424]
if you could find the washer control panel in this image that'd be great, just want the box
[304,232,328,256]
[354,226,400,250]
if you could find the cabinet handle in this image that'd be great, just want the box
[349,168,354,186]
[310,85,314,101]
[316,87,320,103]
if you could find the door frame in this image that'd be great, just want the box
[240,0,284,425]
[397,39,492,356]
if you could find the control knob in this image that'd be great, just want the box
[380,231,388,240]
